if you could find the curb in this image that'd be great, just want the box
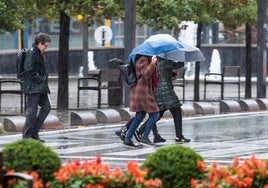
[2,99,268,132]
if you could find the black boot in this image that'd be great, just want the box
[153,133,166,143]
[152,124,166,143]
[175,135,191,143]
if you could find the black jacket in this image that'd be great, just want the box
[153,59,183,111]
[23,43,49,94]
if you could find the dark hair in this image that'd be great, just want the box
[135,54,152,62]
[35,32,51,44]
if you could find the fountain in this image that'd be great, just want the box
[79,51,97,77]
[209,49,221,74]
[208,49,221,79]
[178,21,197,78]
[88,51,97,70]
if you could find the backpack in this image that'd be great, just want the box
[16,48,29,79]
[119,61,139,86]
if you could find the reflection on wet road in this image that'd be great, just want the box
[0,112,268,168]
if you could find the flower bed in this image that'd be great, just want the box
[7,156,162,188]
[3,139,268,188]
[191,155,268,188]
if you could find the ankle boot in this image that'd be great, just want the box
[153,133,166,143]
[152,124,166,143]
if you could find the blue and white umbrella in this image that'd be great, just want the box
[128,34,205,63]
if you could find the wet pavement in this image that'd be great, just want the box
[0,111,268,169]
[0,77,268,168]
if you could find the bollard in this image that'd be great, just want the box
[96,109,121,123]
[70,111,98,126]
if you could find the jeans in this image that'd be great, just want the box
[142,112,159,139]
[125,111,159,141]
[125,111,146,141]
[23,93,51,139]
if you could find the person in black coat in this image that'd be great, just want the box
[22,32,51,142]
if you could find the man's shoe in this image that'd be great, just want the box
[153,134,166,143]
[175,136,191,143]
[115,129,121,137]
[33,138,45,142]
[32,135,45,142]
[134,130,142,142]
[123,140,142,149]
[38,139,45,142]
[140,138,154,146]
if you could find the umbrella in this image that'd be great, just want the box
[128,34,205,63]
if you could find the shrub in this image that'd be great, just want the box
[142,144,203,188]
[2,139,61,187]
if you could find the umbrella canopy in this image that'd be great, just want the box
[128,34,205,63]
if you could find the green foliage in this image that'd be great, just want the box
[210,0,257,28]
[142,144,203,188]
[136,0,216,31]
[2,139,61,185]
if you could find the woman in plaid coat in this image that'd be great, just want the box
[123,55,159,148]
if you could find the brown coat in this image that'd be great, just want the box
[129,57,159,113]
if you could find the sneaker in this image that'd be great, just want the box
[153,134,166,143]
[175,136,191,143]
[134,130,142,142]
[140,138,154,146]
[115,129,121,137]
[123,140,142,149]
[119,126,127,141]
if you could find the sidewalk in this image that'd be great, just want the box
[0,76,268,169]
[0,111,268,169]
[0,76,266,125]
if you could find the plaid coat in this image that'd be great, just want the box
[129,57,159,113]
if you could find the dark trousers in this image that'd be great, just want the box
[125,106,183,138]
[23,93,51,139]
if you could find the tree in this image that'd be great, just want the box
[212,0,257,98]
[136,0,216,101]
[44,0,124,110]
[1,0,124,110]
[0,0,45,32]
[0,0,24,32]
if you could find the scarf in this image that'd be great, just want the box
[152,66,158,88]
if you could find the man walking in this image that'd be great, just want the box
[22,32,51,142]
